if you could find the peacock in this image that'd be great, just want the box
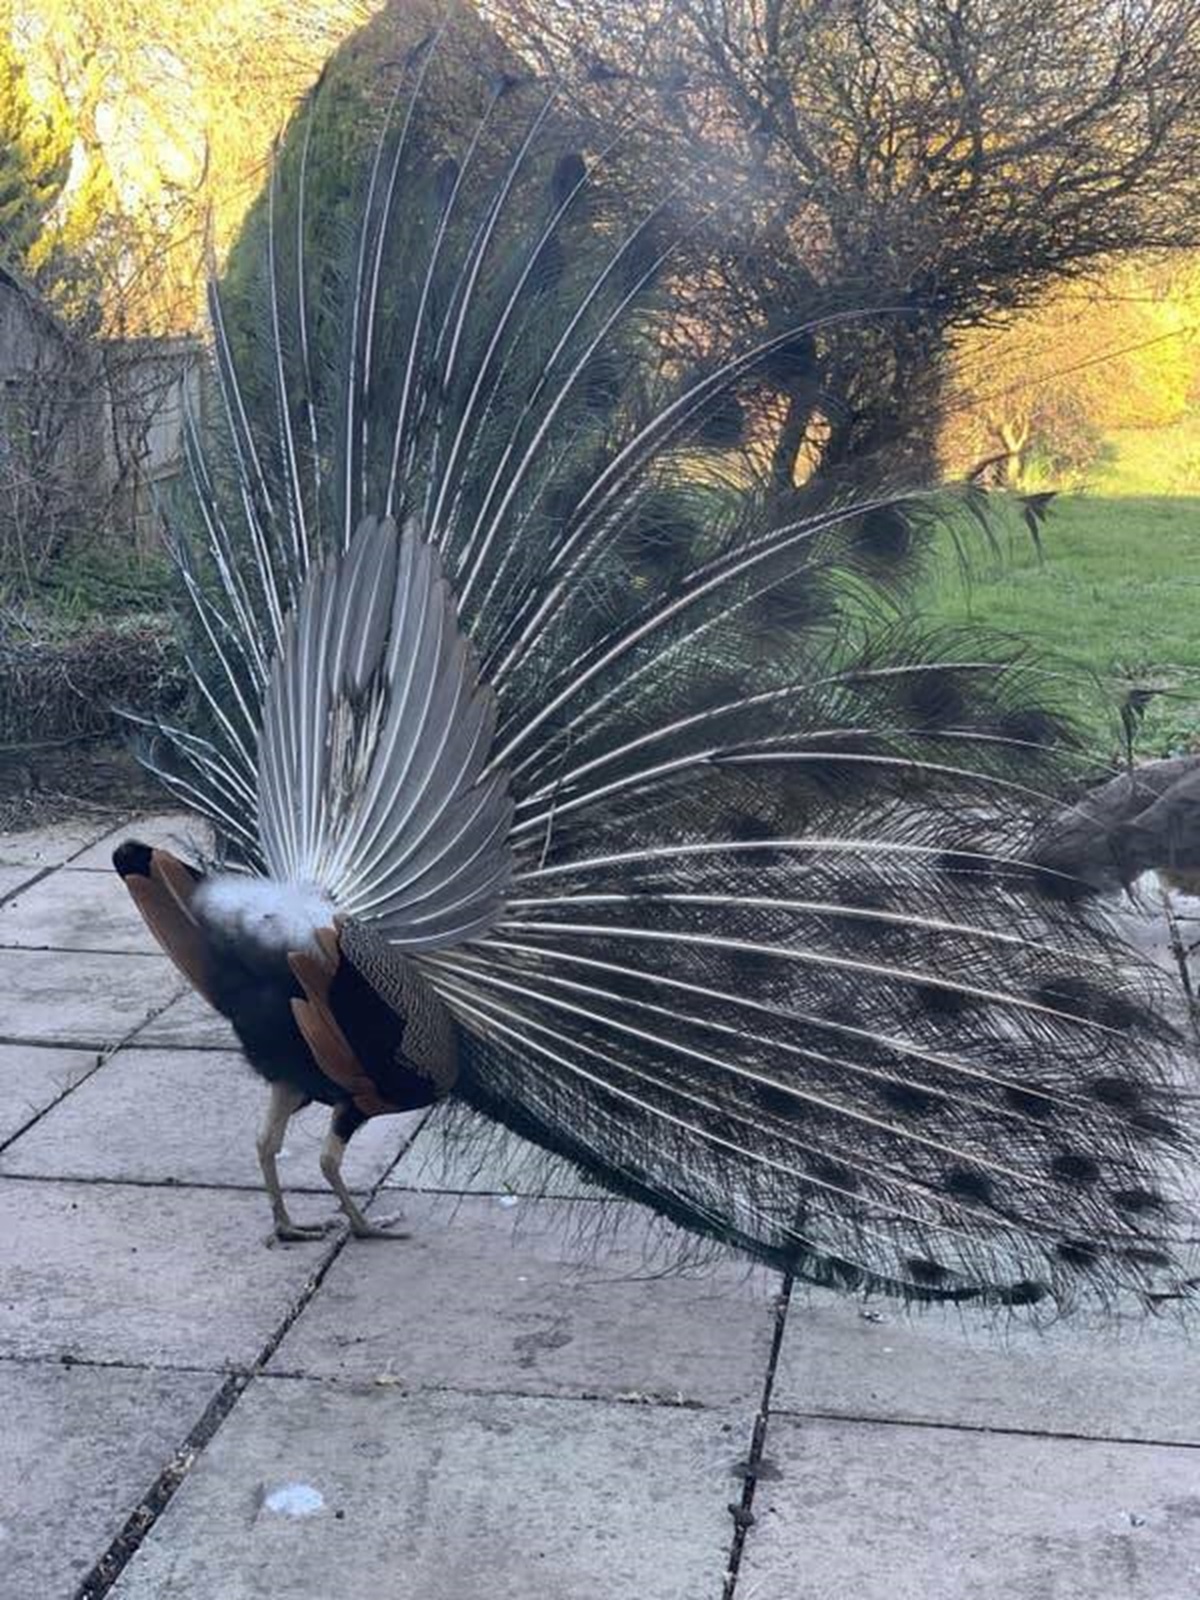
[1032,754,1200,897]
[113,47,1198,1308]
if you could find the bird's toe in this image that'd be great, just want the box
[266,1218,338,1246]
[349,1210,410,1240]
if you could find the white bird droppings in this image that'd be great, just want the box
[264,1482,325,1517]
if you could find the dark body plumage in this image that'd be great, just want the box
[113,838,446,1235]
[112,49,1199,1308]
[114,837,440,1107]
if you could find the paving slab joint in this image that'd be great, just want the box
[67,1108,433,1598]
[72,1371,246,1600]
[765,1404,1200,1452]
[0,863,55,908]
[0,981,189,1157]
[721,1274,793,1600]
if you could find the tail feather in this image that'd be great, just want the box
[258,514,513,945]
[426,805,1190,1305]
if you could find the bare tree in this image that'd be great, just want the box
[494,0,1200,487]
[0,265,202,592]
[3,1,379,599]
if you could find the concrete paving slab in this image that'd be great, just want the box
[0,948,185,1046]
[0,817,112,868]
[1113,893,1200,1005]
[0,864,41,904]
[109,1380,745,1600]
[0,1046,425,1191]
[0,1178,331,1369]
[775,1291,1200,1446]
[271,1192,776,1404]
[1164,883,1200,918]
[0,1040,99,1146]
[0,1358,218,1600]
[385,1101,591,1197]
[0,865,161,953]
[68,812,212,870]
[739,1414,1200,1600]
[128,988,239,1050]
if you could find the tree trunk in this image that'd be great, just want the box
[996,418,1030,487]
[814,333,947,492]
[770,386,818,488]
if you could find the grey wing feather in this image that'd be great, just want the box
[257,515,513,948]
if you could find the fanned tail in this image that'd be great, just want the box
[432,812,1190,1305]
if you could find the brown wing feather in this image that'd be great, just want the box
[122,849,218,1007]
[289,936,399,1117]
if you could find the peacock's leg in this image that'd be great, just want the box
[320,1103,409,1240]
[257,1080,332,1243]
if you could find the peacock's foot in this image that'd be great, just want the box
[266,1215,339,1246]
[348,1209,410,1241]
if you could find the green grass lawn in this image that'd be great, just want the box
[921,490,1200,757]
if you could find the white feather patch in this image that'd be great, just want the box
[193,875,336,955]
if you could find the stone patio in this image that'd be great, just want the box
[2,811,1199,1599]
